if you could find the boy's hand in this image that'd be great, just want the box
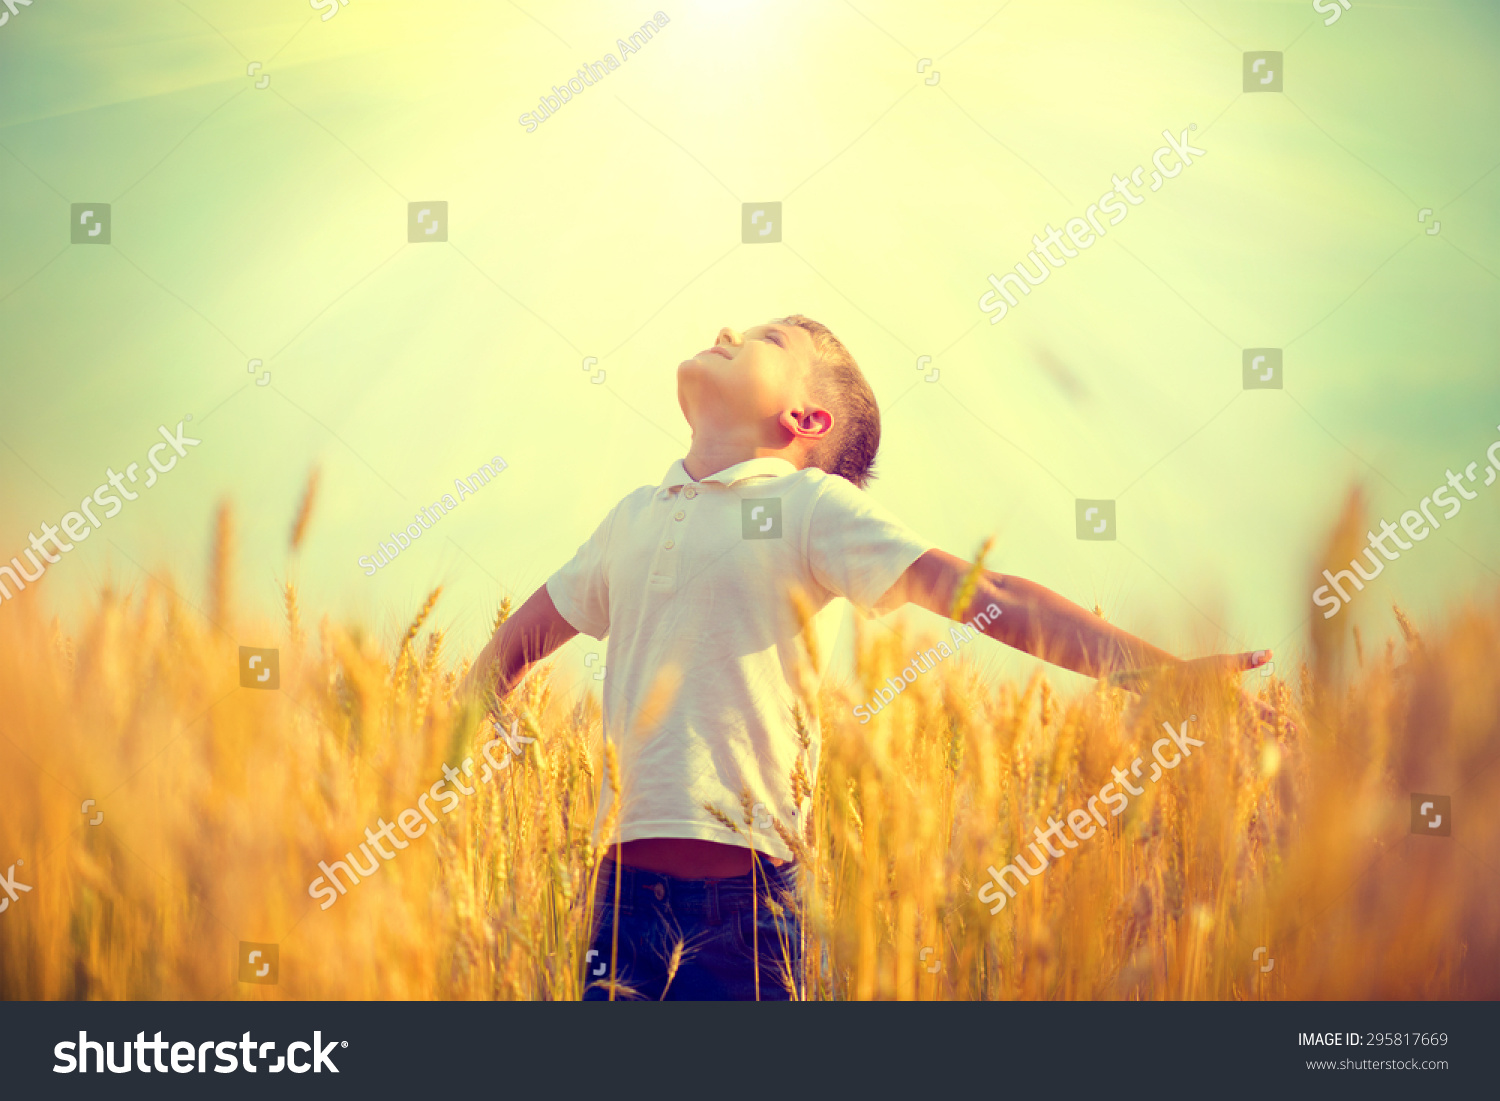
[1106,650,1288,731]
[1104,650,1271,688]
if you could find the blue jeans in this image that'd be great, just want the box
[582,858,802,1001]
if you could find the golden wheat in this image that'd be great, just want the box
[1,504,1497,1000]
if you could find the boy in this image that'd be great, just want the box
[465,315,1269,1000]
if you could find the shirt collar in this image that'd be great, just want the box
[659,456,798,492]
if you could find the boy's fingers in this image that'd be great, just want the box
[1107,650,1272,687]
[1245,692,1297,734]
[1181,650,1271,674]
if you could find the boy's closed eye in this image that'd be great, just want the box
[714,326,788,351]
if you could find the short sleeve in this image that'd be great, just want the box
[805,475,935,614]
[546,503,618,640]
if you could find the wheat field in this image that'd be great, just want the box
[1,496,1497,1001]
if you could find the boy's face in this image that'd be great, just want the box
[677,321,828,449]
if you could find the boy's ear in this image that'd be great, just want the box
[779,405,833,441]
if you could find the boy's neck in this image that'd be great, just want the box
[682,439,799,483]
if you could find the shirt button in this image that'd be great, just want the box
[664,540,674,550]
[684,487,697,499]
[652,883,665,901]
[674,510,685,521]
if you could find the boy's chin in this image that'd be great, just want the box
[677,358,713,388]
[679,351,721,370]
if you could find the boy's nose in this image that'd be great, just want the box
[716,326,742,348]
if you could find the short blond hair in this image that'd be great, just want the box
[780,314,881,488]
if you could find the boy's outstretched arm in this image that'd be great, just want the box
[460,584,579,705]
[891,550,1266,680]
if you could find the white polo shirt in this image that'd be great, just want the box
[546,457,934,862]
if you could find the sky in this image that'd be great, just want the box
[1,0,1497,698]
